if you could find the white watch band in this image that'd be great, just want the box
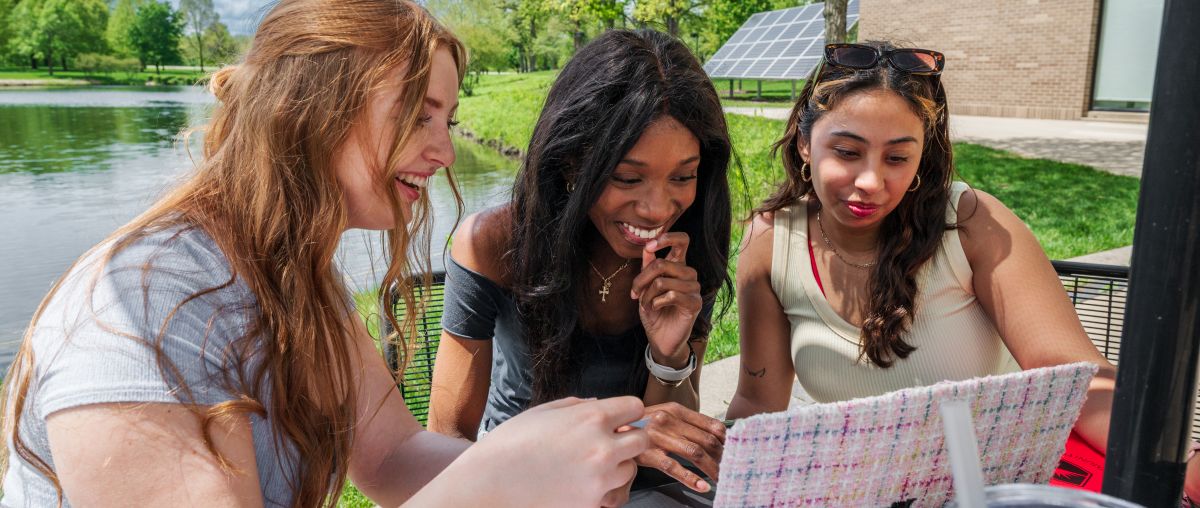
[644,344,696,383]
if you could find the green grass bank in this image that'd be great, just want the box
[0,68,209,87]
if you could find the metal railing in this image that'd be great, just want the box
[379,262,1196,441]
[380,271,446,425]
[1051,260,1200,443]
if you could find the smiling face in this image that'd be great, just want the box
[587,116,700,259]
[335,47,460,231]
[800,88,925,232]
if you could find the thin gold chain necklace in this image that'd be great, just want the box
[588,259,631,302]
[816,209,876,270]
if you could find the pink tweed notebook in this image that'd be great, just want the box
[714,362,1099,507]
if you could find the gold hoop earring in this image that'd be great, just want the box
[908,174,922,192]
[800,162,812,183]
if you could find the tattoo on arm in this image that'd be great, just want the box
[744,366,766,378]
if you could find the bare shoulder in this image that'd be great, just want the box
[736,211,777,286]
[956,187,1036,263]
[451,205,513,286]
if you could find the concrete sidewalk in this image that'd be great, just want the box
[723,107,1148,177]
[697,244,1133,418]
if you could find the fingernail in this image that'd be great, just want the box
[646,240,658,251]
[631,290,638,299]
[696,479,711,492]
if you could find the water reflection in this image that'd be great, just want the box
[0,86,518,373]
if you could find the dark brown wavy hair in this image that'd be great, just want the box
[757,40,957,368]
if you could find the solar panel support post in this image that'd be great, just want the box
[729,79,734,99]
[1101,0,1200,504]
[756,80,762,99]
[791,80,796,101]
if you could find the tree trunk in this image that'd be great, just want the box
[46,52,54,75]
[824,0,848,44]
[61,55,67,71]
[196,33,205,72]
[666,16,679,37]
[528,17,537,72]
[573,20,584,53]
[30,54,37,70]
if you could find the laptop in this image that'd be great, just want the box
[712,362,1098,507]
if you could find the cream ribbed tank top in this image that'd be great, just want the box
[771,182,1015,402]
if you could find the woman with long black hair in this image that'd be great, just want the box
[429,29,733,495]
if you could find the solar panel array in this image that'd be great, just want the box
[703,0,860,80]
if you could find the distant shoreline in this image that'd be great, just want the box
[0,79,92,87]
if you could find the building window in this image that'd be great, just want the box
[1092,0,1163,112]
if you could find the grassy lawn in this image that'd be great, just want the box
[456,71,556,155]
[0,67,209,86]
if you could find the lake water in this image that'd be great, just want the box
[0,86,518,374]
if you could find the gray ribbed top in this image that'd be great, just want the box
[2,226,299,507]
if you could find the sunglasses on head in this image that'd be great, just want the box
[823,43,945,75]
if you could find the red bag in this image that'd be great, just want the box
[1050,430,1105,492]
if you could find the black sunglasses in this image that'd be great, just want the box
[823,43,945,75]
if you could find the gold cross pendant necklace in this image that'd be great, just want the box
[588,259,631,302]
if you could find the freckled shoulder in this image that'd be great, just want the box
[450,204,514,287]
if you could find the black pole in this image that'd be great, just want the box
[1102,0,1200,504]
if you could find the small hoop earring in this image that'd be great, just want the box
[566,181,575,193]
[908,174,922,192]
[800,162,812,183]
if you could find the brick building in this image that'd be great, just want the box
[858,0,1162,121]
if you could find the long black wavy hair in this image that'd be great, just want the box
[510,29,733,404]
[760,40,956,368]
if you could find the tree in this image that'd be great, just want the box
[179,0,217,71]
[9,0,107,73]
[427,0,515,72]
[492,0,552,72]
[106,0,145,59]
[824,0,848,44]
[130,1,183,74]
[633,0,702,38]
[203,21,240,66]
[0,0,14,62]
[554,0,627,52]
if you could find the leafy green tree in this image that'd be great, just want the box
[130,0,183,74]
[427,0,515,72]
[554,0,627,52]
[106,0,144,59]
[0,0,15,62]
[9,0,107,73]
[9,0,41,68]
[179,0,217,71]
[203,21,240,66]
[633,0,702,38]
[503,0,551,72]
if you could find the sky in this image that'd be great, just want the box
[167,0,278,36]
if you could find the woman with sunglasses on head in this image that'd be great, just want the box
[0,2,651,506]
[428,29,733,498]
[727,40,1200,497]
